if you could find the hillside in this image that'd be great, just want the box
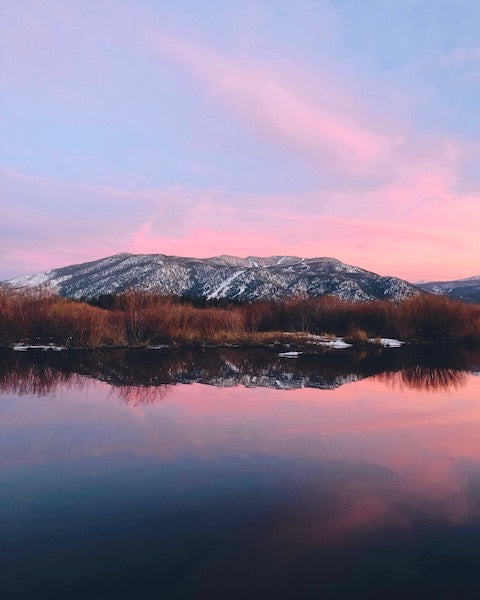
[418,275,480,303]
[5,253,422,302]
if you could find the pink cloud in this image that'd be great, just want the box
[1,7,478,284]
[124,159,479,281]
[148,32,390,171]
[1,165,478,281]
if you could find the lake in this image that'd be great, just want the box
[1,347,480,598]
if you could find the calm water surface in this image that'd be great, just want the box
[1,348,480,598]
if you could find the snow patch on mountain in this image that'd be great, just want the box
[207,270,246,299]
[418,275,480,303]
[5,252,423,302]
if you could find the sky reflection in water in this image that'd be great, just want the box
[1,350,480,599]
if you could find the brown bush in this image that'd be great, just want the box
[396,295,479,342]
[0,288,479,347]
[344,327,369,344]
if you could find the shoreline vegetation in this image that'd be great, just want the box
[1,288,479,349]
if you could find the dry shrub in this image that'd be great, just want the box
[0,288,479,347]
[344,327,369,344]
[396,295,479,342]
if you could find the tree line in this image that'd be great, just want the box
[0,288,479,347]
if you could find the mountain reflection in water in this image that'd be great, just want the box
[0,345,478,403]
[1,346,480,599]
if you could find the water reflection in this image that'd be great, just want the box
[1,347,480,598]
[115,383,172,405]
[376,366,469,391]
[0,345,478,400]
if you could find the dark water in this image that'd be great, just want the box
[1,347,480,599]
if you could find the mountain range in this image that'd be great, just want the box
[417,276,480,303]
[5,252,479,303]
[5,252,422,302]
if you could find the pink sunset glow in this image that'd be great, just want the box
[3,374,480,539]
[2,163,478,281]
[0,2,478,282]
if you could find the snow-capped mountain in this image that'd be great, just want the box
[418,275,480,303]
[5,252,422,302]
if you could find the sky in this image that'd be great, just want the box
[1,0,479,281]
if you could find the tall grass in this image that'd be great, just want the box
[0,288,479,347]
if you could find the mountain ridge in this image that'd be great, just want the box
[418,275,480,303]
[5,252,423,302]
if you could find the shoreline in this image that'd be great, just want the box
[3,336,478,353]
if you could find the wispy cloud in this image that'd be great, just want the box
[1,167,478,281]
[148,32,392,174]
[1,6,479,282]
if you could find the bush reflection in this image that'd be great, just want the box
[1,345,478,401]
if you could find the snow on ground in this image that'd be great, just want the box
[288,333,353,349]
[8,271,53,288]
[370,338,404,348]
[320,339,353,349]
[13,344,66,351]
[278,351,302,358]
[282,332,403,349]
[207,270,245,300]
[145,344,171,349]
[7,271,73,291]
